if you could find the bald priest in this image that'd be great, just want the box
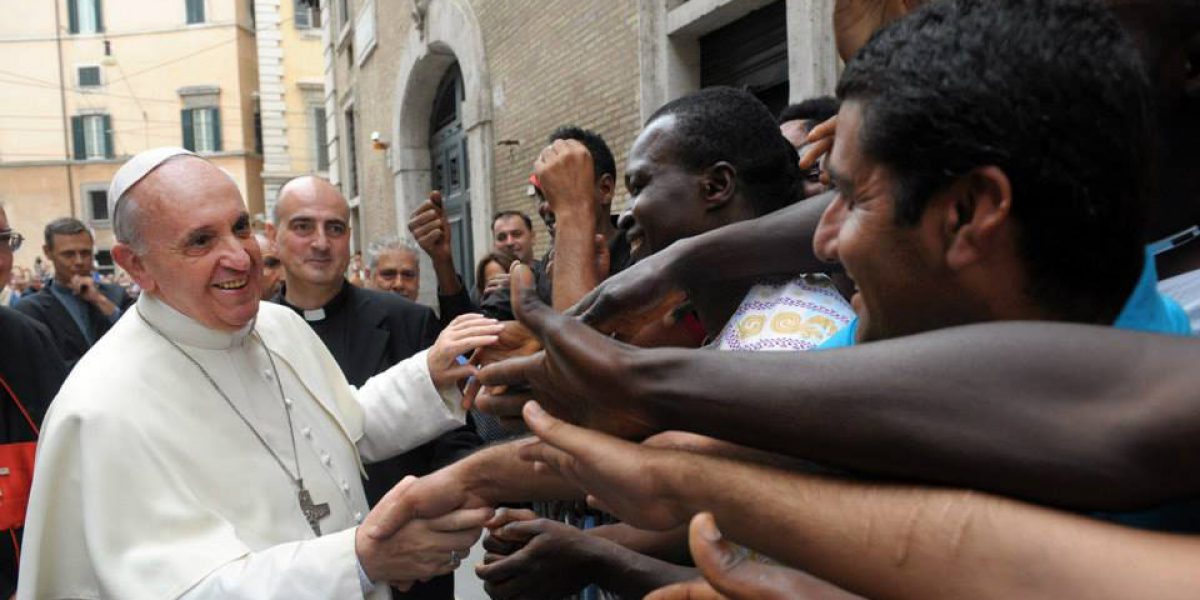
[18,148,504,599]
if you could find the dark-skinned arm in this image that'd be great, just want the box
[521,403,1200,600]
[362,436,585,541]
[587,522,691,563]
[570,191,834,337]
[536,139,604,310]
[408,191,476,326]
[480,266,1200,510]
[633,324,1200,510]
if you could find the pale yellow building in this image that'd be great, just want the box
[0,0,262,273]
[254,0,328,219]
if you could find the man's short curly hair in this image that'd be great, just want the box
[647,87,802,217]
[548,126,617,181]
[838,0,1153,322]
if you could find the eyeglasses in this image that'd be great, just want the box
[0,230,23,252]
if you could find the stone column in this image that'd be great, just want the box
[786,0,840,101]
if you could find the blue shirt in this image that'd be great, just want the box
[48,280,123,345]
[818,248,1192,351]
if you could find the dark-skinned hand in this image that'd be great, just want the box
[463,313,542,430]
[407,190,454,264]
[516,401,690,530]
[534,139,597,222]
[645,513,865,600]
[566,242,689,342]
[476,514,605,600]
[476,262,660,439]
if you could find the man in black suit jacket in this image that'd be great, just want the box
[16,217,131,369]
[269,176,481,600]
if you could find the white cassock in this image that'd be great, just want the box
[17,292,465,599]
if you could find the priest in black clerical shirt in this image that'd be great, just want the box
[268,176,481,600]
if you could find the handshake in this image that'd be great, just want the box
[353,471,492,591]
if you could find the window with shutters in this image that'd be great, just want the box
[84,186,110,224]
[181,107,222,153]
[353,0,376,66]
[253,109,263,155]
[71,114,113,160]
[94,249,114,275]
[68,0,104,35]
[77,65,102,88]
[186,0,205,24]
[311,105,329,171]
[343,107,358,197]
[295,0,321,29]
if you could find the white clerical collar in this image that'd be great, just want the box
[137,293,256,350]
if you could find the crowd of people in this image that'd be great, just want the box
[1,0,1199,598]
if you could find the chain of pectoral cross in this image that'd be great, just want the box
[138,308,331,536]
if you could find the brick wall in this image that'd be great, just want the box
[474,0,642,255]
[329,0,644,258]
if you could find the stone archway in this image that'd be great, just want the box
[391,0,494,307]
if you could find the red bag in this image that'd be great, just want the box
[0,442,36,530]
[0,375,38,531]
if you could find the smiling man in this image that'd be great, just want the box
[367,235,422,302]
[471,0,1198,527]
[810,0,1188,349]
[18,149,503,599]
[269,176,483,600]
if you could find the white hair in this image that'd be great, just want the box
[365,235,419,271]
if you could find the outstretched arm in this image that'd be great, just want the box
[521,404,1200,600]
[570,192,835,339]
[480,269,1200,509]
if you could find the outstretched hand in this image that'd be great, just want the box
[475,262,659,439]
[476,515,602,600]
[516,401,691,530]
[427,313,504,395]
[645,512,863,600]
[567,246,689,342]
[355,475,494,585]
[363,461,493,541]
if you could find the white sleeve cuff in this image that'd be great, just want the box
[356,547,377,594]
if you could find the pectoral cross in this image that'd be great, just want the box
[298,488,331,536]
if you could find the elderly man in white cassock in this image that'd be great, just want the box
[17,147,504,599]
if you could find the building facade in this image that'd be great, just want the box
[254,0,328,220]
[320,0,838,308]
[0,0,265,273]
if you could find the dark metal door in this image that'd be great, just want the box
[430,64,474,291]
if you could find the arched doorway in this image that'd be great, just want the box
[429,64,474,291]
[390,0,494,308]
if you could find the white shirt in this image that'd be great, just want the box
[1158,268,1200,335]
[18,293,465,599]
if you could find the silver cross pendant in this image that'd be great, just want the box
[298,488,331,536]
